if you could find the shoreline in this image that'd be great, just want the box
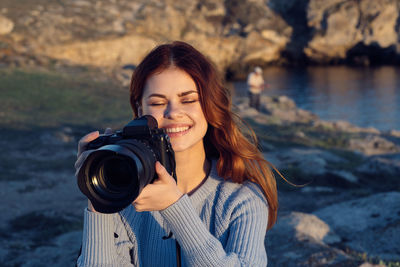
[228,65,400,132]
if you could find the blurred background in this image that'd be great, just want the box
[0,0,399,266]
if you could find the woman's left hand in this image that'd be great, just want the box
[133,161,183,211]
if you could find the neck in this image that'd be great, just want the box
[174,146,210,194]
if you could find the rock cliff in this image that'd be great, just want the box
[1,0,399,77]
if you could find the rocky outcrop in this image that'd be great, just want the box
[237,95,318,124]
[237,95,400,192]
[267,192,400,265]
[1,0,399,76]
[306,0,400,65]
[314,192,400,261]
[266,212,350,267]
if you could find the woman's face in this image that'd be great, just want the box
[140,67,208,154]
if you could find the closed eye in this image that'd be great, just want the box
[148,102,166,106]
[182,99,198,104]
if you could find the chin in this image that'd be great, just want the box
[170,139,204,154]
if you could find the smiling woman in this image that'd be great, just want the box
[76,41,278,267]
[140,67,208,154]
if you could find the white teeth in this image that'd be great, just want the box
[165,126,189,133]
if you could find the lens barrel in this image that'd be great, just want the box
[77,140,158,213]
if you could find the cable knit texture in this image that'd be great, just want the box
[77,160,269,266]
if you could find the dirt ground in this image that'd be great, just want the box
[0,127,89,266]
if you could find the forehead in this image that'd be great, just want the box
[143,67,198,97]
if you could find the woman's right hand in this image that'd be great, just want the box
[75,128,113,212]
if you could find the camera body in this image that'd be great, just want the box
[76,115,176,214]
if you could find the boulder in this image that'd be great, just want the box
[20,231,82,267]
[356,153,400,177]
[42,34,157,67]
[387,129,400,138]
[305,0,400,64]
[259,95,318,124]
[313,120,380,134]
[347,135,399,155]
[314,192,400,261]
[270,147,345,175]
[266,212,352,266]
[4,0,400,71]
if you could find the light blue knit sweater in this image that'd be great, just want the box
[77,161,269,266]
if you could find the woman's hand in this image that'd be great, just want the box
[133,162,183,212]
[75,128,113,212]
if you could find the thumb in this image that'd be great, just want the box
[155,161,171,181]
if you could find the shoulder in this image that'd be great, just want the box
[220,179,268,208]
[208,169,269,216]
[206,175,269,230]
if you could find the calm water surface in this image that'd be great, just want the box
[233,66,400,131]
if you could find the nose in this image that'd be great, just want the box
[164,102,183,119]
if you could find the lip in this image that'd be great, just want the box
[162,124,192,138]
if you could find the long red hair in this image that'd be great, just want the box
[130,41,278,230]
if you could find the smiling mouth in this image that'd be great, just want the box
[164,126,190,134]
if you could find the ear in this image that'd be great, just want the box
[136,101,143,117]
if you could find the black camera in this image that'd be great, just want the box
[76,115,176,213]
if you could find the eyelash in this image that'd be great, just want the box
[182,100,198,104]
[149,99,198,106]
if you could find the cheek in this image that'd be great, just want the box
[193,107,208,132]
[141,106,164,122]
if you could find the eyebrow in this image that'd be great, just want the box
[147,90,198,99]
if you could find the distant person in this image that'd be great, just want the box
[75,42,278,266]
[247,66,267,111]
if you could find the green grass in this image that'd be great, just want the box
[0,67,132,130]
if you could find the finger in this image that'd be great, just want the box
[74,150,93,171]
[156,162,176,184]
[132,202,142,212]
[104,127,112,135]
[77,131,99,157]
[155,161,168,178]
[134,184,156,201]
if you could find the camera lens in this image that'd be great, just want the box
[77,140,158,213]
[100,156,136,189]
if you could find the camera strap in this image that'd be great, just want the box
[176,240,181,267]
[162,232,181,267]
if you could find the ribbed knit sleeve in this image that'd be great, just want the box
[77,209,135,267]
[159,186,269,267]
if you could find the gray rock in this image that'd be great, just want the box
[348,135,399,155]
[3,0,400,73]
[387,129,400,138]
[300,186,335,193]
[314,192,400,261]
[20,231,82,267]
[260,95,318,124]
[273,147,345,176]
[356,153,400,177]
[0,247,7,265]
[313,120,380,134]
[328,170,358,183]
[306,0,400,64]
[266,212,351,266]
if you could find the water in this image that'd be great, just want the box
[233,66,400,131]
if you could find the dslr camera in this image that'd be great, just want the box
[76,115,176,213]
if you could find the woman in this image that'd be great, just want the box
[76,41,278,266]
